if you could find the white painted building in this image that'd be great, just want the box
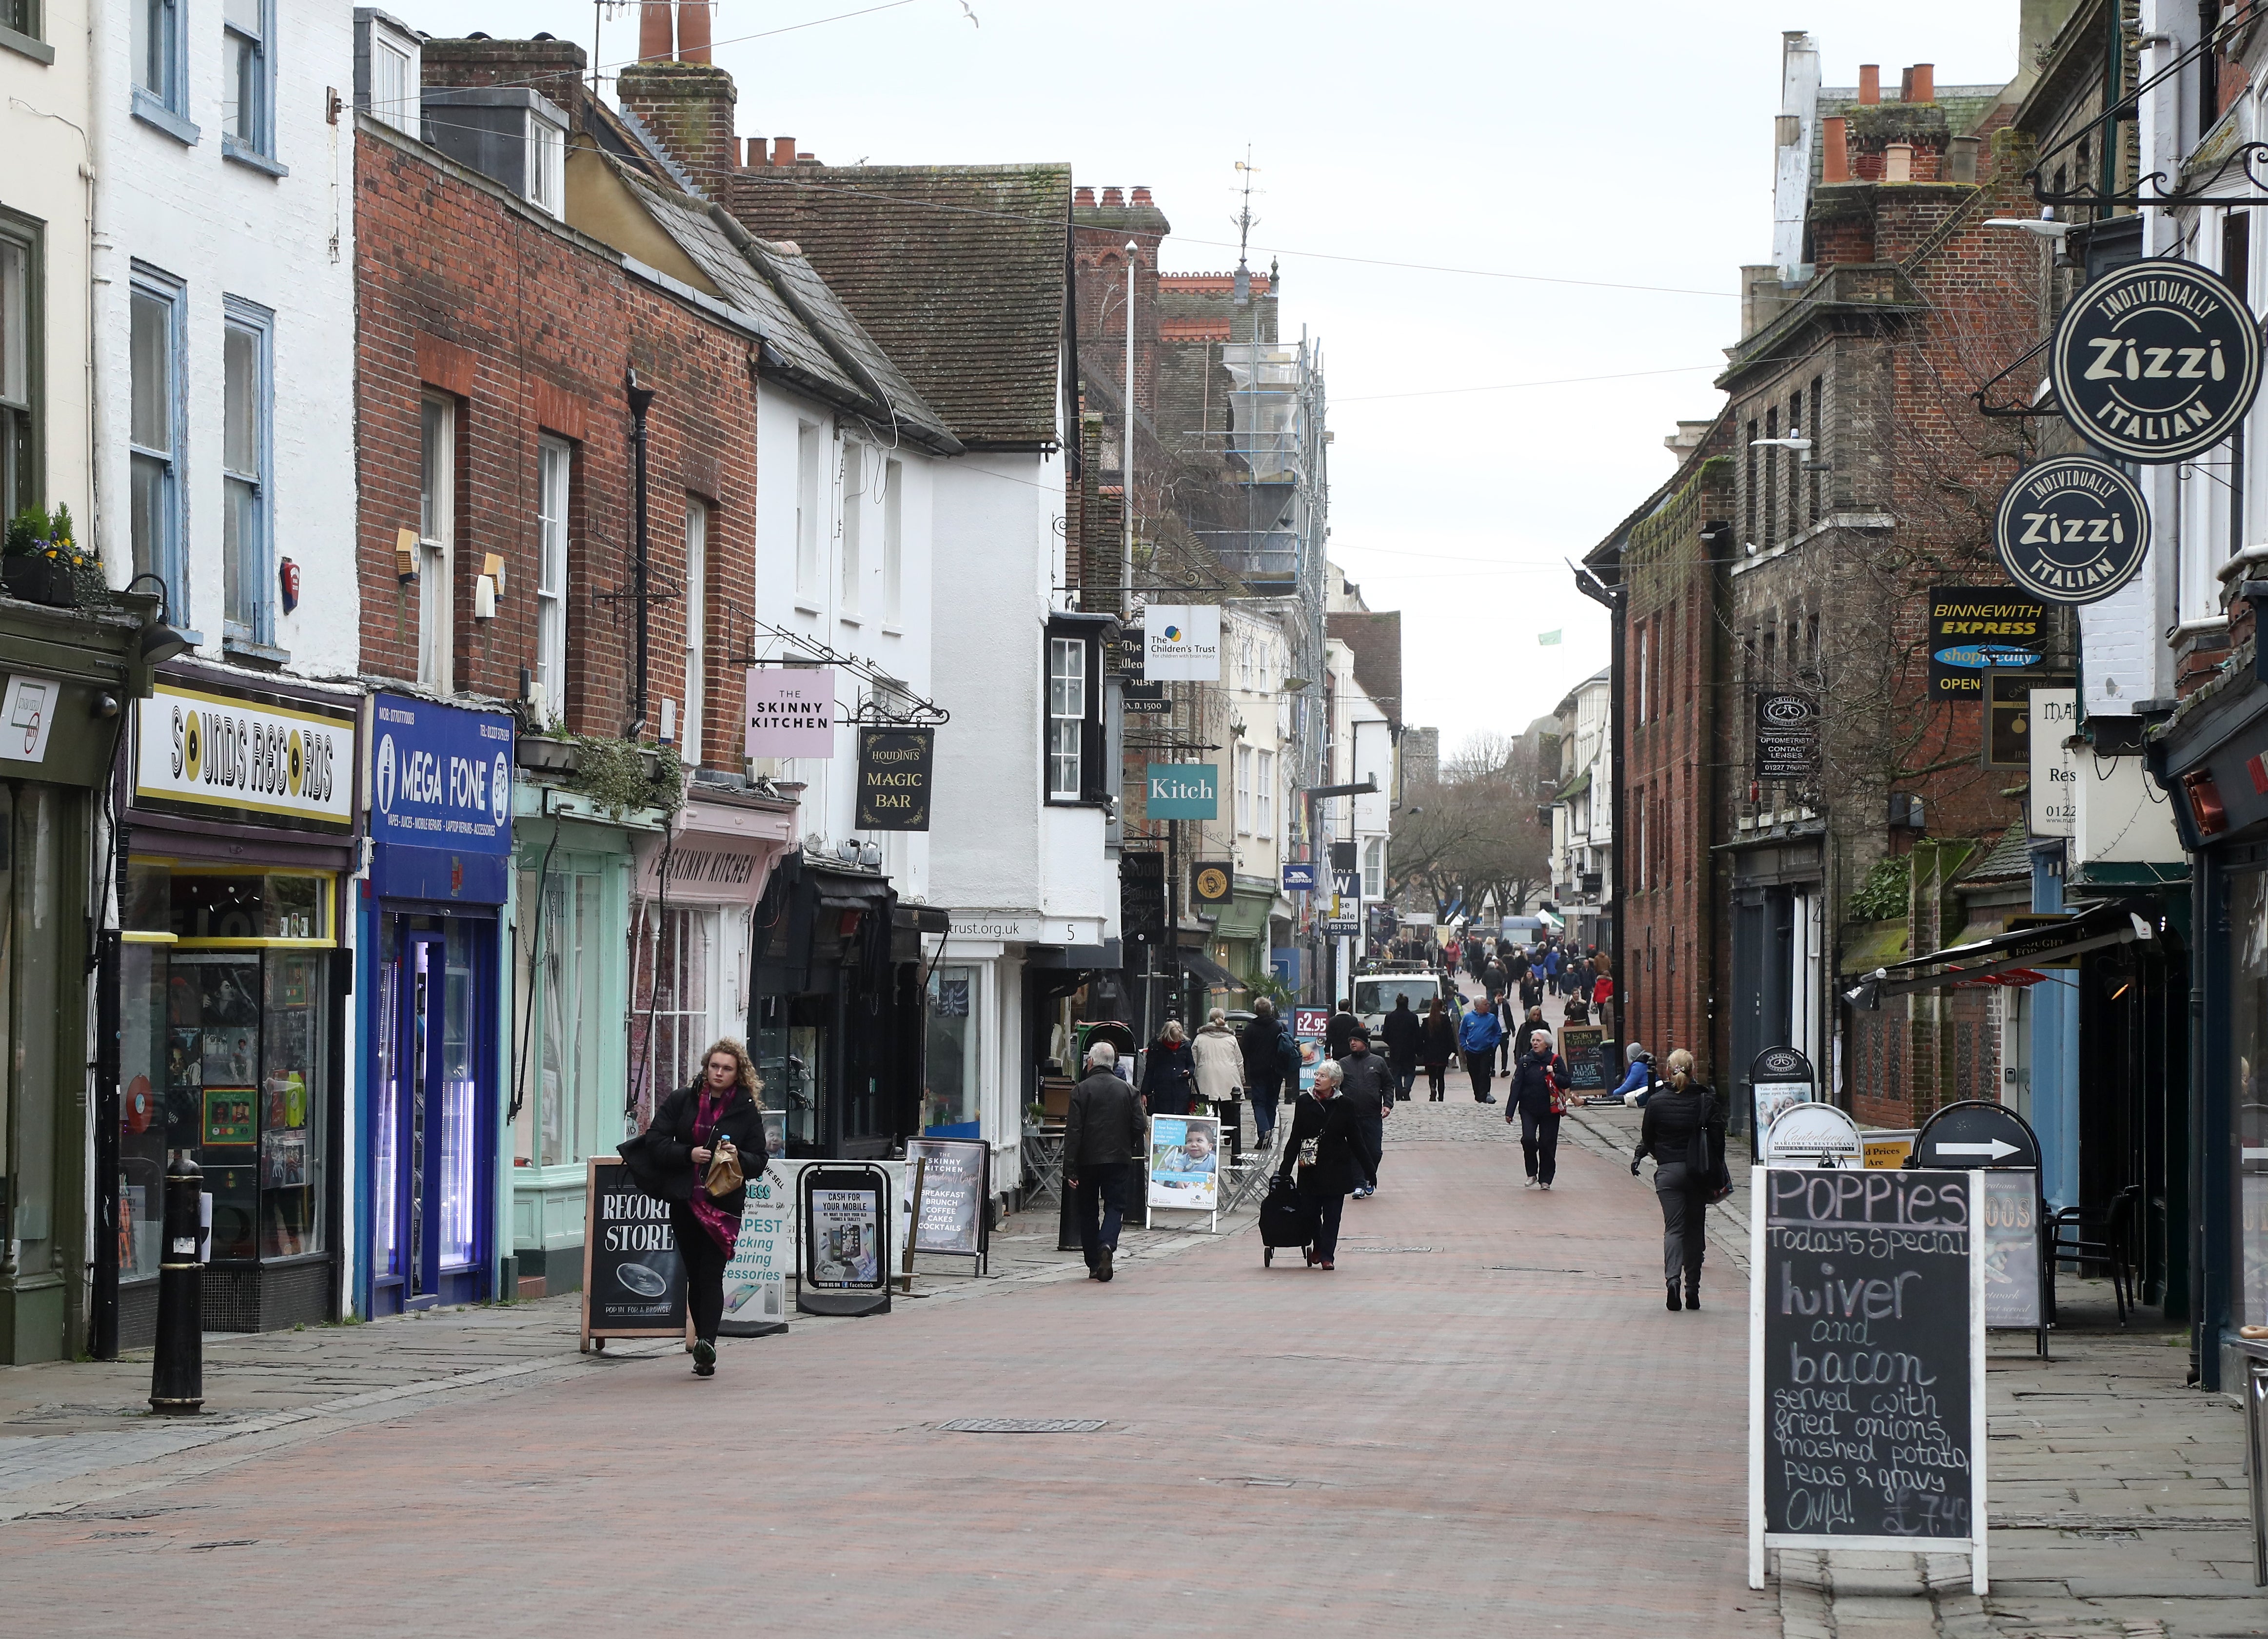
[1221,603,1299,980]
[1548,669,1614,950]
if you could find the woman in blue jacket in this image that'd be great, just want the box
[1457,1000,1502,1104]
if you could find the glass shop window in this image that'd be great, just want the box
[756,999,827,1155]
[2233,871,2268,1330]
[924,964,980,1136]
[515,864,604,1169]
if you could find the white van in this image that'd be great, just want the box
[1354,971,1444,1036]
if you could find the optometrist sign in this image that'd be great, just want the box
[1991,455,2150,605]
[2051,260,2262,463]
[135,681,355,833]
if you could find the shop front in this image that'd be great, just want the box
[1210,877,1275,986]
[115,666,360,1341]
[0,599,145,1364]
[357,692,513,1317]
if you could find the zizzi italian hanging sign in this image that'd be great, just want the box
[1991,455,2150,605]
[2051,260,2261,463]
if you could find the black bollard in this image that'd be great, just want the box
[150,1151,205,1416]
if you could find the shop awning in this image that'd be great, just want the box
[1210,890,1273,944]
[1842,897,2164,1006]
[1181,950,1246,993]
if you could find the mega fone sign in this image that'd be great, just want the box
[744,668,836,759]
[135,682,355,832]
[1927,588,2046,701]
[1143,605,1221,680]
[1991,456,2150,605]
[2051,259,2262,463]
[370,693,513,902]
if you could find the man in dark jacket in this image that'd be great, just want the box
[1378,994,1423,1102]
[1335,1031,1394,1198]
[1065,1042,1146,1282]
[1239,998,1293,1147]
[1325,999,1361,1060]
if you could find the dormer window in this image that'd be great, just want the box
[353,8,421,138]
[421,87,570,219]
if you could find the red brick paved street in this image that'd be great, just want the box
[2,1119,1757,1638]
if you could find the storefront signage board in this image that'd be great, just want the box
[1146,763,1218,820]
[369,693,513,903]
[719,1162,791,1337]
[1192,861,1233,905]
[1558,1024,1609,1092]
[945,912,1105,946]
[1122,681,1171,714]
[1146,1114,1222,1223]
[2051,259,2262,464]
[135,682,355,832]
[1143,605,1222,681]
[1760,1101,1862,1166]
[855,727,934,830]
[581,1156,690,1346]
[744,669,836,759]
[905,1137,989,1268]
[798,1163,893,1316]
[1755,691,1820,782]
[1750,1167,1988,1592]
[2029,689,2079,836]
[1991,456,2150,604]
[1926,589,2047,702]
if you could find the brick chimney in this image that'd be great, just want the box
[1822,116,1850,183]
[1102,186,1124,207]
[421,35,586,113]
[638,0,671,61]
[1075,185,1096,206]
[1858,64,1880,104]
[772,136,794,168]
[1907,62,1933,103]
[1131,186,1152,205]
[617,57,739,197]
[677,0,712,64]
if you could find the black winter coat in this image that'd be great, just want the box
[1419,1013,1457,1068]
[1325,1010,1361,1059]
[1379,1004,1424,1067]
[636,1083,769,1215]
[1140,1039,1197,1111]
[1635,1083,1727,1181]
[1506,1051,1567,1118]
[1275,1090,1376,1197]
[1240,1015,1291,1092]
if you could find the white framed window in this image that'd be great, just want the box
[130,268,186,616]
[1234,744,1253,834]
[639,905,715,1110]
[1047,636,1085,800]
[1362,837,1384,901]
[222,0,273,160]
[418,394,456,693]
[683,496,708,764]
[0,219,36,524]
[367,35,412,134]
[528,118,565,217]
[535,436,571,722]
[1637,622,1650,724]
[795,422,820,603]
[221,299,272,645]
[1256,748,1274,837]
[883,458,902,625]
[840,443,863,617]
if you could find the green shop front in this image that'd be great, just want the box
[0,601,147,1364]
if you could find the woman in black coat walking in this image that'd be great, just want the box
[1504,1029,1569,1189]
[1140,1020,1197,1114]
[640,1040,769,1374]
[1419,998,1457,1100]
[1630,1048,1727,1311]
[1274,1059,1375,1268]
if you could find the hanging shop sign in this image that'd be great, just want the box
[1122,680,1172,714]
[134,681,355,832]
[2028,687,2080,837]
[1142,605,1222,681]
[1106,626,1145,679]
[2051,259,2262,464]
[1987,673,2073,769]
[1754,691,1820,782]
[369,692,513,902]
[855,727,934,830]
[1749,1167,1987,1590]
[1145,762,1218,820]
[744,668,836,759]
[1991,456,2150,604]
[1192,860,1233,906]
[1927,587,2046,701]
[1282,860,1319,893]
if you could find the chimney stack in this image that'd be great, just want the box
[1131,186,1153,205]
[1822,116,1850,183]
[1075,185,1096,207]
[1909,63,1934,103]
[638,0,672,62]
[677,0,712,63]
[616,54,740,199]
[1102,186,1124,207]
[1858,64,1880,104]
[773,136,795,168]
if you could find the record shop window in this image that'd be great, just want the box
[1045,620,1107,805]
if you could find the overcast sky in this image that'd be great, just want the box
[383,0,2021,756]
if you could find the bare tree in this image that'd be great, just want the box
[1390,730,1552,920]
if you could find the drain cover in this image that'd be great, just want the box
[937,1418,1106,1434]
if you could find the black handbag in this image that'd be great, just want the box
[1689,1092,1734,1204]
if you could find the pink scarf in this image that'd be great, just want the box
[687,1090,741,1254]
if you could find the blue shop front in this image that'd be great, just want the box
[356,693,514,1316]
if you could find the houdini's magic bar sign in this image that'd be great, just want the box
[2051,260,2262,463]
[856,728,934,830]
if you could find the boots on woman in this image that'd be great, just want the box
[1665,1282,1682,1311]
[1684,1279,1700,1311]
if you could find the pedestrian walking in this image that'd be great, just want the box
[1239,998,1292,1147]
[1495,989,1517,1073]
[1420,997,1456,1100]
[637,1039,768,1377]
[1140,1020,1196,1114]
[1591,953,1616,1037]
[1380,993,1423,1101]
[1325,998,1361,1060]
[1065,1041,1146,1283]
[1275,1059,1375,1269]
[1335,1030,1393,1197]
[1483,956,1508,1004]
[1457,995,1503,1103]
[1522,1005,1552,1054]
[1542,944,1563,995]
[1192,1008,1245,1118]
[1562,992,1591,1026]
[1506,1029,1569,1189]
[1630,1048,1727,1311]
[1519,963,1543,1014]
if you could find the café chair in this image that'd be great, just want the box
[2050,1184,2141,1325]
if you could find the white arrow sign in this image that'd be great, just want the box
[1935,1138,2021,1161]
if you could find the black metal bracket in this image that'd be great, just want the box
[740,618,950,726]
[1972,335,2059,419]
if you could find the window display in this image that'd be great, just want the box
[924,965,979,1137]
[757,1008,825,1153]
[2235,871,2268,1330]
[515,867,604,1170]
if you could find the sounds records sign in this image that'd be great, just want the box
[135,683,355,832]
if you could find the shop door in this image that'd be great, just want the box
[374,922,487,1313]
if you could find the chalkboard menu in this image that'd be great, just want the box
[906,1138,989,1265]
[1750,1167,1985,1585]
[1558,1025,1608,1092]
[581,1157,689,1344]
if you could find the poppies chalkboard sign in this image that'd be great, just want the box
[1992,455,2150,605]
[2051,260,2260,463]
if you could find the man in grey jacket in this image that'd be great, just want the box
[1065,1042,1146,1282]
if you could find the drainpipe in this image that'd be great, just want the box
[1124,240,1138,617]
[626,371,655,739]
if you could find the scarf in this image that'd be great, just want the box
[687,1089,741,1254]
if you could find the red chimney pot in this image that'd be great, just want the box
[1858,64,1880,105]
[1909,63,1934,103]
[1102,186,1124,207]
[676,0,712,63]
[638,0,672,62]
[1075,185,1096,206]
[1823,115,1850,183]
[772,136,795,168]
[1131,186,1153,205]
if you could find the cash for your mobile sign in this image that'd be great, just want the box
[1926,588,2046,702]
[1991,456,2150,605]
[1147,1115,1221,1213]
[2050,259,2262,464]
[1750,1168,1987,1593]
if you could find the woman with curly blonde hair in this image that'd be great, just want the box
[642,1038,769,1374]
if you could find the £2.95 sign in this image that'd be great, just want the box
[135,682,355,831]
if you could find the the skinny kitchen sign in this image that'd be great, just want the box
[744,669,837,759]
[856,728,934,830]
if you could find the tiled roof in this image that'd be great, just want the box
[1328,610,1404,727]
[1961,827,2035,883]
[726,163,1073,449]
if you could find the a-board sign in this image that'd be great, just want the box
[905,1137,989,1264]
[1980,1170,2044,1330]
[1147,1115,1221,1212]
[1752,1046,1818,1146]
[798,1163,892,1317]
[581,1156,689,1344]
[720,1163,791,1337]
[1294,1009,1326,1093]
[1558,1025,1609,1091]
[1863,1131,1917,1171]
[1912,1100,2040,1171]
[1762,1102,1864,1167]
[1750,1167,1987,1592]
